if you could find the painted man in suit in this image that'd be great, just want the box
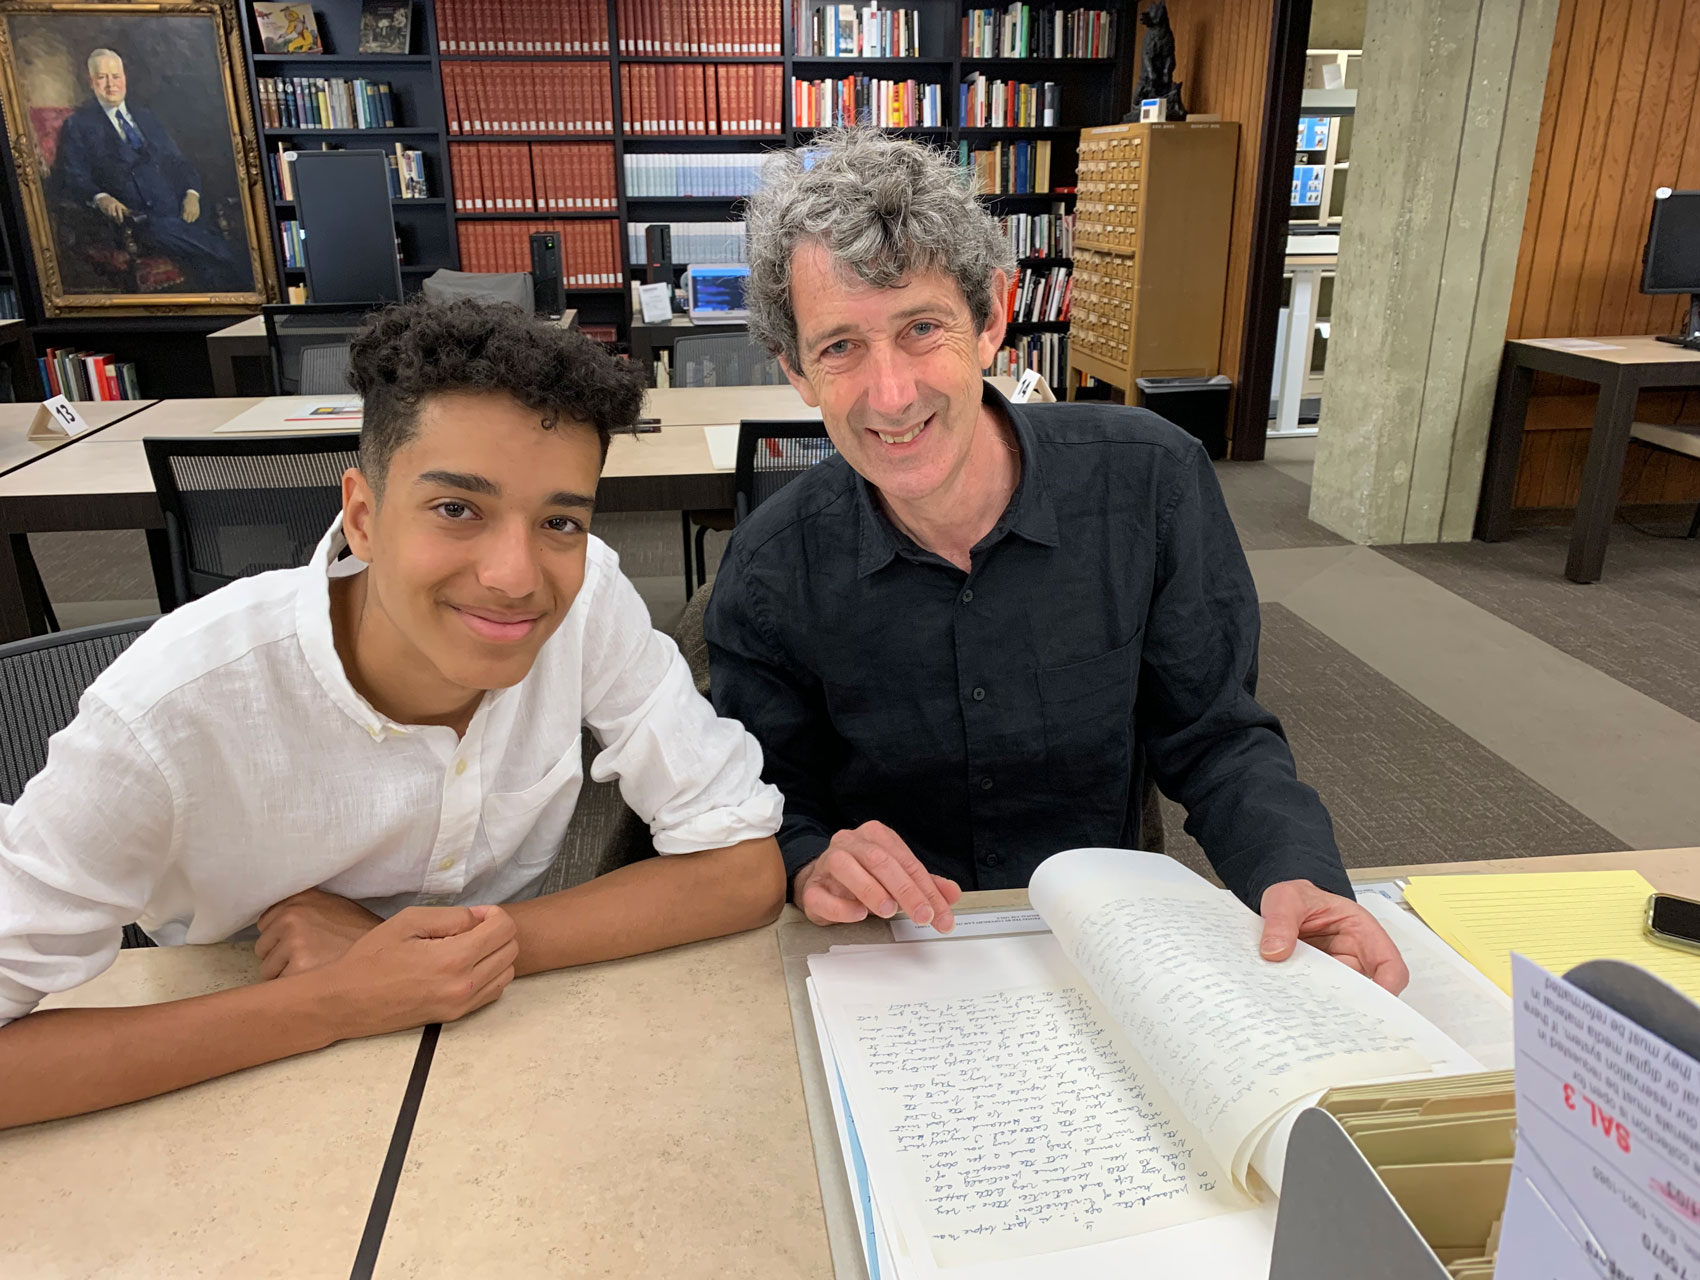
[54,48,247,291]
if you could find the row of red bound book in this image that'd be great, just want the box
[450,143,617,213]
[615,0,781,55]
[458,219,622,287]
[619,63,783,136]
[436,0,610,54]
[444,63,613,136]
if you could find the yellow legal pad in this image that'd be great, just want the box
[1403,870,1700,1000]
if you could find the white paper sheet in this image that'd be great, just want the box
[888,908,1047,942]
[703,423,739,471]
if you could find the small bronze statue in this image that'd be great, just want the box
[1127,1,1188,122]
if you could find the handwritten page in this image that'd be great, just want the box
[809,936,1250,1270]
[1404,870,1700,1000]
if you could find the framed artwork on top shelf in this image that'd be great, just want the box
[252,1,323,53]
[0,0,278,316]
[359,0,410,54]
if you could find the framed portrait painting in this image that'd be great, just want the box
[0,0,277,316]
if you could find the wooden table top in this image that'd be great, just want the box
[1511,333,1700,367]
[3,845,1694,1276]
[0,400,157,478]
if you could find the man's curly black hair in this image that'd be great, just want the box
[346,297,645,494]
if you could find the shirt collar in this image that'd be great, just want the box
[854,380,1060,579]
[102,102,133,124]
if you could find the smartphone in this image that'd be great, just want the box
[1645,892,1700,956]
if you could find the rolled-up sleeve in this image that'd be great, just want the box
[1137,440,1352,908]
[579,556,782,855]
[0,695,176,1026]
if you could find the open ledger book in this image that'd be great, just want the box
[805,849,1485,1278]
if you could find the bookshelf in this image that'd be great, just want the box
[232,0,1134,353]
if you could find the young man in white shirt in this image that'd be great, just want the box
[0,298,786,1129]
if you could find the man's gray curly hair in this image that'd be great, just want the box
[743,129,1015,371]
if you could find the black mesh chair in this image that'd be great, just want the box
[0,618,159,948]
[734,420,839,522]
[673,332,788,598]
[262,303,373,396]
[144,434,359,608]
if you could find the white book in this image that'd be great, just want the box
[808,849,1486,1278]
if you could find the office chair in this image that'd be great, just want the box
[1626,421,1700,538]
[262,303,374,396]
[143,434,360,608]
[672,332,788,598]
[0,617,160,947]
[733,419,839,522]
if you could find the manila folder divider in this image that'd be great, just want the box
[806,848,1481,1278]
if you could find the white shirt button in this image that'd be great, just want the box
[454,758,467,776]
[438,856,456,871]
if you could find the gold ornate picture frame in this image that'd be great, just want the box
[0,0,277,316]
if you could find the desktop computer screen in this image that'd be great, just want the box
[1642,188,1700,347]
[686,264,750,321]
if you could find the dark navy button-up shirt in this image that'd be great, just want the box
[703,384,1351,909]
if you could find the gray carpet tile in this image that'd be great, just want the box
[1212,459,1346,552]
[1156,602,1627,884]
[1380,523,1700,724]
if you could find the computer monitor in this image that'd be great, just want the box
[1641,187,1700,348]
[292,150,404,305]
[685,264,750,322]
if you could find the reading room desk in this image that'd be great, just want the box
[3,845,1693,1278]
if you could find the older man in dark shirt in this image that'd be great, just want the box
[705,129,1407,991]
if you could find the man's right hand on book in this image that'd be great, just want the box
[314,904,519,1039]
[793,821,961,933]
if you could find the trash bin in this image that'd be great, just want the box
[1135,375,1233,460]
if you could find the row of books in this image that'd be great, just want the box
[961,138,1053,194]
[0,285,18,320]
[627,221,746,264]
[615,0,782,54]
[802,4,922,56]
[961,5,1115,58]
[40,348,141,401]
[256,78,397,131]
[1007,262,1072,322]
[459,220,623,286]
[444,63,613,135]
[1000,207,1073,259]
[989,332,1067,389]
[279,220,308,269]
[435,0,609,53]
[793,76,944,128]
[450,142,617,212]
[619,64,782,135]
[623,152,765,198]
[961,75,1059,128]
[270,142,429,202]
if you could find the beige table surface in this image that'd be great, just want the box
[209,311,580,342]
[0,400,157,477]
[0,942,425,1279]
[1511,333,1700,366]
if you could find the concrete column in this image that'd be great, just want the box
[1308,0,1559,544]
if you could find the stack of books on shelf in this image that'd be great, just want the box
[272,142,429,201]
[961,5,1115,57]
[256,77,397,130]
[960,75,1058,128]
[443,64,613,135]
[794,75,943,128]
[801,4,922,56]
[961,139,1053,194]
[460,220,622,285]
[619,64,782,135]
[450,142,617,212]
[0,285,18,320]
[1001,207,1073,258]
[279,220,307,269]
[40,348,141,400]
[615,0,781,54]
[623,152,764,197]
[1007,261,1071,322]
[435,0,609,52]
[627,221,746,264]
[990,331,1066,387]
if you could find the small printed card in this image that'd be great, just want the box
[27,395,93,441]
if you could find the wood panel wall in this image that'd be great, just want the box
[1162,0,1273,412]
[1507,0,1700,508]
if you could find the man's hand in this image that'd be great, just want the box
[181,191,200,223]
[793,821,961,932]
[255,888,383,979]
[94,194,130,222]
[1258,879,1410,994]
[317,904,519,1040]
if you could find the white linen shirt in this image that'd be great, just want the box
[0,521,782,1025]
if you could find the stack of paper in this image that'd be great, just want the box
[805,850,1487,1278]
